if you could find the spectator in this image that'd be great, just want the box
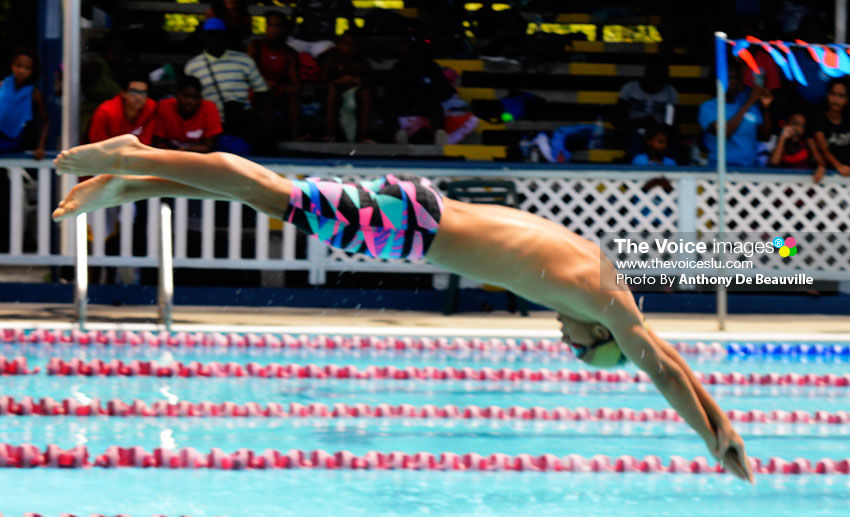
[320,31,373,142]
[289,0,355,59]
[88,72,156,145]
[185,18,270,154]
[698,63,772,167]
[631,124,677,166]
[0,48,48,159]
[248,11,302,140]
[811,78,850,179]
[205,0,253,51]
[153,75,223,153]
[88,72,156,285]
[387,35,454,144]
[769,112,825,181]
[80,32,132,143]
[617,62,678,159]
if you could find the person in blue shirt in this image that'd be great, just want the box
[631,124,677,166]
[698,63,772,167]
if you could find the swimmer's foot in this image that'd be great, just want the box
[52,175,127,222]
[54,134,146,176]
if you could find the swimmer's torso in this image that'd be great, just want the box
[426,198,610,319]
[283,173,614,320]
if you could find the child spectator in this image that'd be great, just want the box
[811,78,850,179]
[698,63,772,167]
[617,62,678,159]
[88,72,156,144]
[248,12,301,140]
[153,75,223,153]
[769,112,825,181]
[0,48,49,159]
[631,124,677,166]
[87,72,156,286]
[320,31,373,142]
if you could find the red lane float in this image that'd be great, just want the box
[1,443,847,474]
[0,328,722,355]
[2,396,849,425]
[0,355,38,374]
[3,355,850,386]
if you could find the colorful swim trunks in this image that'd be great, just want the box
[283,174,444,260]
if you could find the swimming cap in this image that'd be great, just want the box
[585,339,628,368]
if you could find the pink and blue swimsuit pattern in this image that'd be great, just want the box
[283,174,444,260]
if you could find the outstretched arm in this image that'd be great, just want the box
[602,297,753,482]
[645,325,754,482]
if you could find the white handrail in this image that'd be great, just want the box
[158,204,174,331]
[74,213,87,329]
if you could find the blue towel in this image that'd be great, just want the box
[0,75,34,139]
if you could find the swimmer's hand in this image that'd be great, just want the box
[711,424,754,483]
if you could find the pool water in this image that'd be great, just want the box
[1,333,850,516]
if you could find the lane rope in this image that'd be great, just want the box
[6,329,850,358]
[0,328,725,355]
[0,443,846,474]
[1,396,848,424]
[3,356,850,386]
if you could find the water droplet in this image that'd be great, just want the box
[160,429,177,450]
[159,386,178,404]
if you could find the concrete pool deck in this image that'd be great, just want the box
[0,303,848,340]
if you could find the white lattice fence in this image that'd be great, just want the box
[697,179,850,272]
[4,160,850,283]
[514,177,679,236]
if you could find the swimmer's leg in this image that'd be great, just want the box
[54,135,290,217]
[52,175,238,222]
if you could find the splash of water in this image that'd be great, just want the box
[74,428,88,447]
[159,386,179,404]
[160,429,177,450]
[158,351,175,365]
[71,385,92,405]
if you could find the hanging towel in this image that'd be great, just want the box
[0,75,33,139]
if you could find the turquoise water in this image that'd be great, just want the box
[1,335,850,516]
[3,470,850,517]
[1,417,848,459]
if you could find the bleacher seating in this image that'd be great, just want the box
[99,2,707,163]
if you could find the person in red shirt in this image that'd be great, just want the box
[88,73,156,144]
[153,75,223,153]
